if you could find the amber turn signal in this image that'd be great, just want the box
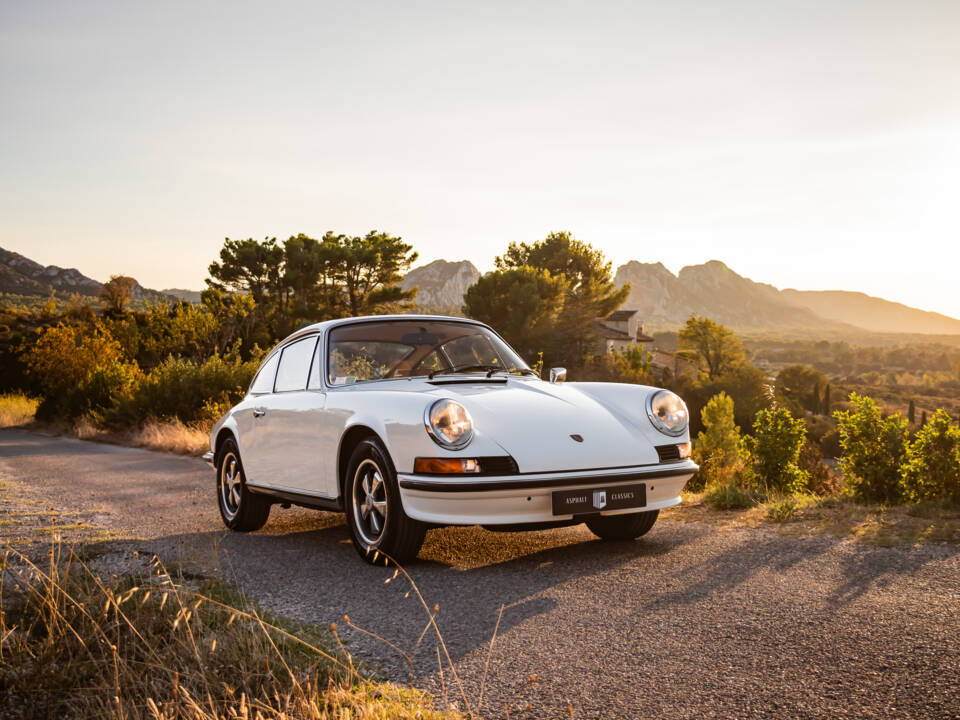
[677,442,692,459]
[414,457,480,474]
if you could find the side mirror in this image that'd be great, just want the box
[549,367,567,383]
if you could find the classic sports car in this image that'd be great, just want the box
[205,315,698,564]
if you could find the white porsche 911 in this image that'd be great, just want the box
[205,315,698,564]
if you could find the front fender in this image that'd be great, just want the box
[327,389,510,474]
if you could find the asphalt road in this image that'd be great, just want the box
[2,428,959,719]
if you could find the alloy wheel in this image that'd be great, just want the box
[220,451,242,520]
[352,458,388,545]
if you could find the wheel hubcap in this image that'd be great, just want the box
[352,458,388,546]
[220,452,242,520]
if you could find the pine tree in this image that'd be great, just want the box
[921,410,927,426]
[908,400,916,425]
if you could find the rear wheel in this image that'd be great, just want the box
[217,438,271,532]
[585,509,659,541]
[345,438,426,565]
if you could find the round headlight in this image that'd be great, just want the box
[425,399,474,449]
[646,390,689,437]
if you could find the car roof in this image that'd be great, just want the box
[280,314,490,346]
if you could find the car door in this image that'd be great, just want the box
[238,350,281,486]
[259,335,333,496]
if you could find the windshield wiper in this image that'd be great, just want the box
[428,364,538,379]
[429,364,498,379]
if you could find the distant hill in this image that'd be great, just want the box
[162,288,203,304]
[0,246,175,304]
[5,244,957,337]
[779,289,960,336]
[399,259,480,315]
[401,257,960,337]
[612,260,838,333]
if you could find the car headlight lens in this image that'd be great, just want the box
[646,390,689,437]
[425,399,474,449]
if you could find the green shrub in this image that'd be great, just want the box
[24,323,128,421]
[834,393,909,503]
[763,493,820,522]
[704,481,758,510]
[901,409,960,504]
[691,392,745,490]
[70,359,141,421]
[764,497,800,521]
[105,354,260,429]
[743,406,808,494]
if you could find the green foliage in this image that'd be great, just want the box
[207,231,417,337]
[678,315,745,378]
[575,345,653,384]
[463,266,568,364]
[23,323,127,421]
[73,359,142,421]
[489,231,629,368]
[105,353,262,428]
[776,364,828,416]
[691,392,744,490]
[744,406,809,494]
[704,481,758,510]
[834,392,909,503]
[684,362,771,435]
[208,236,285,306]
[901,409,960,504]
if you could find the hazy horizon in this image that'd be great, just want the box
[3,0,959,317]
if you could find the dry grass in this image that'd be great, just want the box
[129,419,209,456]
[0,393,38,428]
[664,491,960,546]
[71,418,209,456]
[0,543,462,720]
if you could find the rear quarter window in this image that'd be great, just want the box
[249,353,280,395]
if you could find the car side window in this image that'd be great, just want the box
[274,336,318,392]
[249,353,280,395]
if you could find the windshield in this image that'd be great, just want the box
[327,320,531,385]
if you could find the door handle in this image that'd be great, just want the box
[253,408,266,418]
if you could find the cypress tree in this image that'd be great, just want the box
[823,384,832,414]
[812,380,821,415]
[921,410,927,426]
[908,399,916,425]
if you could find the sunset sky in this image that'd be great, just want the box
[2,1,959,316]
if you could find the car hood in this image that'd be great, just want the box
[432,379,665,473]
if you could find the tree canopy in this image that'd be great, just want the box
[678,315,745,378]
[463,266,567,363]
[467,231,628,368]
[207,231,417,338]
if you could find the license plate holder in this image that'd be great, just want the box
[551,483,647,516]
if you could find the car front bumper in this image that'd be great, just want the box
[397,459,698,525]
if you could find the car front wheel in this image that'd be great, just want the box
[585,509,659,541]
[345,438,426,565]
[217,438,271,532]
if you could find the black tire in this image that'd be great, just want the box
[216,438,271,532]
[585,509,659,541]
[345,438,427,565]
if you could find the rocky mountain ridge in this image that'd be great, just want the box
[4,244,956,336]
[0,247,173,303]
[399,259,480,315]
[397,257,960,336]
